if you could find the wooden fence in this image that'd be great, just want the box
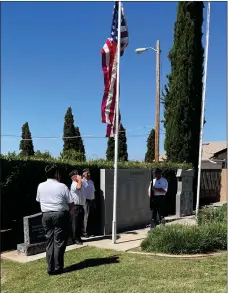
[200,169,222,205]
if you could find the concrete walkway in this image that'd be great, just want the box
[1,215,196,263]
[86,228,150,252]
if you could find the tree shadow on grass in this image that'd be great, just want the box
[64,256,119,273]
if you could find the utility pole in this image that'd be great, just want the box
[155,40,160,162]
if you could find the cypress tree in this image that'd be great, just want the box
[106,137,115,161]
[163,2,204,168]
[63,107,78,152]
[106,123,128,161]
[19,122,35,156]
[145,128,155,162]
[119,123,128,161]
[74,126,86,161]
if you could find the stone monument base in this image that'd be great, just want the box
[17,238,74,256]
[17,242,46,256]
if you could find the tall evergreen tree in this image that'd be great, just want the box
[74,126,86,161]
[63,107,78,152]
[106,123,128,161]
[19,122,35,156]
[106,137,115,161]
[145,128,155,162]
[162,2,204,168]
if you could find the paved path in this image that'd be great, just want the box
[1,215,196,263]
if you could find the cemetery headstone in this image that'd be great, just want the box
[17,213,73,256]
[17,213,47,256]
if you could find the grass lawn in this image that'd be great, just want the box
[1,247,226,293]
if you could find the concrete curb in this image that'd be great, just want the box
[1,244,88,263]
[127,250,227,259]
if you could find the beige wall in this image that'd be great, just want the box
[220,169,227,202]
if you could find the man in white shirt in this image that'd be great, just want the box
[82,168,96,237]
[148,168,168,228]
[69,170,88,245]
[36,164,73,275]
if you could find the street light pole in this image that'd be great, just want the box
[135,41,161,162]
[155,40,160,162]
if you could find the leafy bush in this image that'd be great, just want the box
[60,149,86,162]
[34,150,54,160]
[141,222,227,254]
[5,152,18,159]
[0,154,191,170]
[197,205,227,225]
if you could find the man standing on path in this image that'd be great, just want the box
[148,168,168,229]
[69,170,88,245]
[36,164,73,275]
[82,169,96,238]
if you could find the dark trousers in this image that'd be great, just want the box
[83,199,95,235]
[71,205,84,241]
[42,211,69,273]
[150,195,166,227]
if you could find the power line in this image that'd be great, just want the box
[2,133,152,141]
[2,130,166,141]
[2,125,158,140]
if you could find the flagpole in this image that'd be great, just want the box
[112,1,122,244]
[195,2,211,221]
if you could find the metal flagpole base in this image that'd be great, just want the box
[112,221,117,244]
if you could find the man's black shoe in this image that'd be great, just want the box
[54,269,64,275]
[48,269,63,276]
[75,239,83,245]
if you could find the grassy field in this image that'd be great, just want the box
[1,247,226,293]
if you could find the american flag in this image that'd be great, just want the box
[101,2,129,137]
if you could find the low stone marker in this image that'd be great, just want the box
[176,169,194,217]
[17,213,73,256]
[17,213,46,256]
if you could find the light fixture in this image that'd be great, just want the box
[135,48,148,54]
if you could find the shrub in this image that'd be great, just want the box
[197,205,227,225]
[141,222,227,254]
[5,152,18,159]
[34,150,54,160]
[59,150,86,162]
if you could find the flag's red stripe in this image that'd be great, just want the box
[107,43,117,125]
[101,41,117,124]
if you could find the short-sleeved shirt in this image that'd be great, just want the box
[148,177,168,196]
[70,180,88,206]
[83,179,95,200]
[36,179,73,212]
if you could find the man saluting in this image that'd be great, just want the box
[69,170,88,245]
